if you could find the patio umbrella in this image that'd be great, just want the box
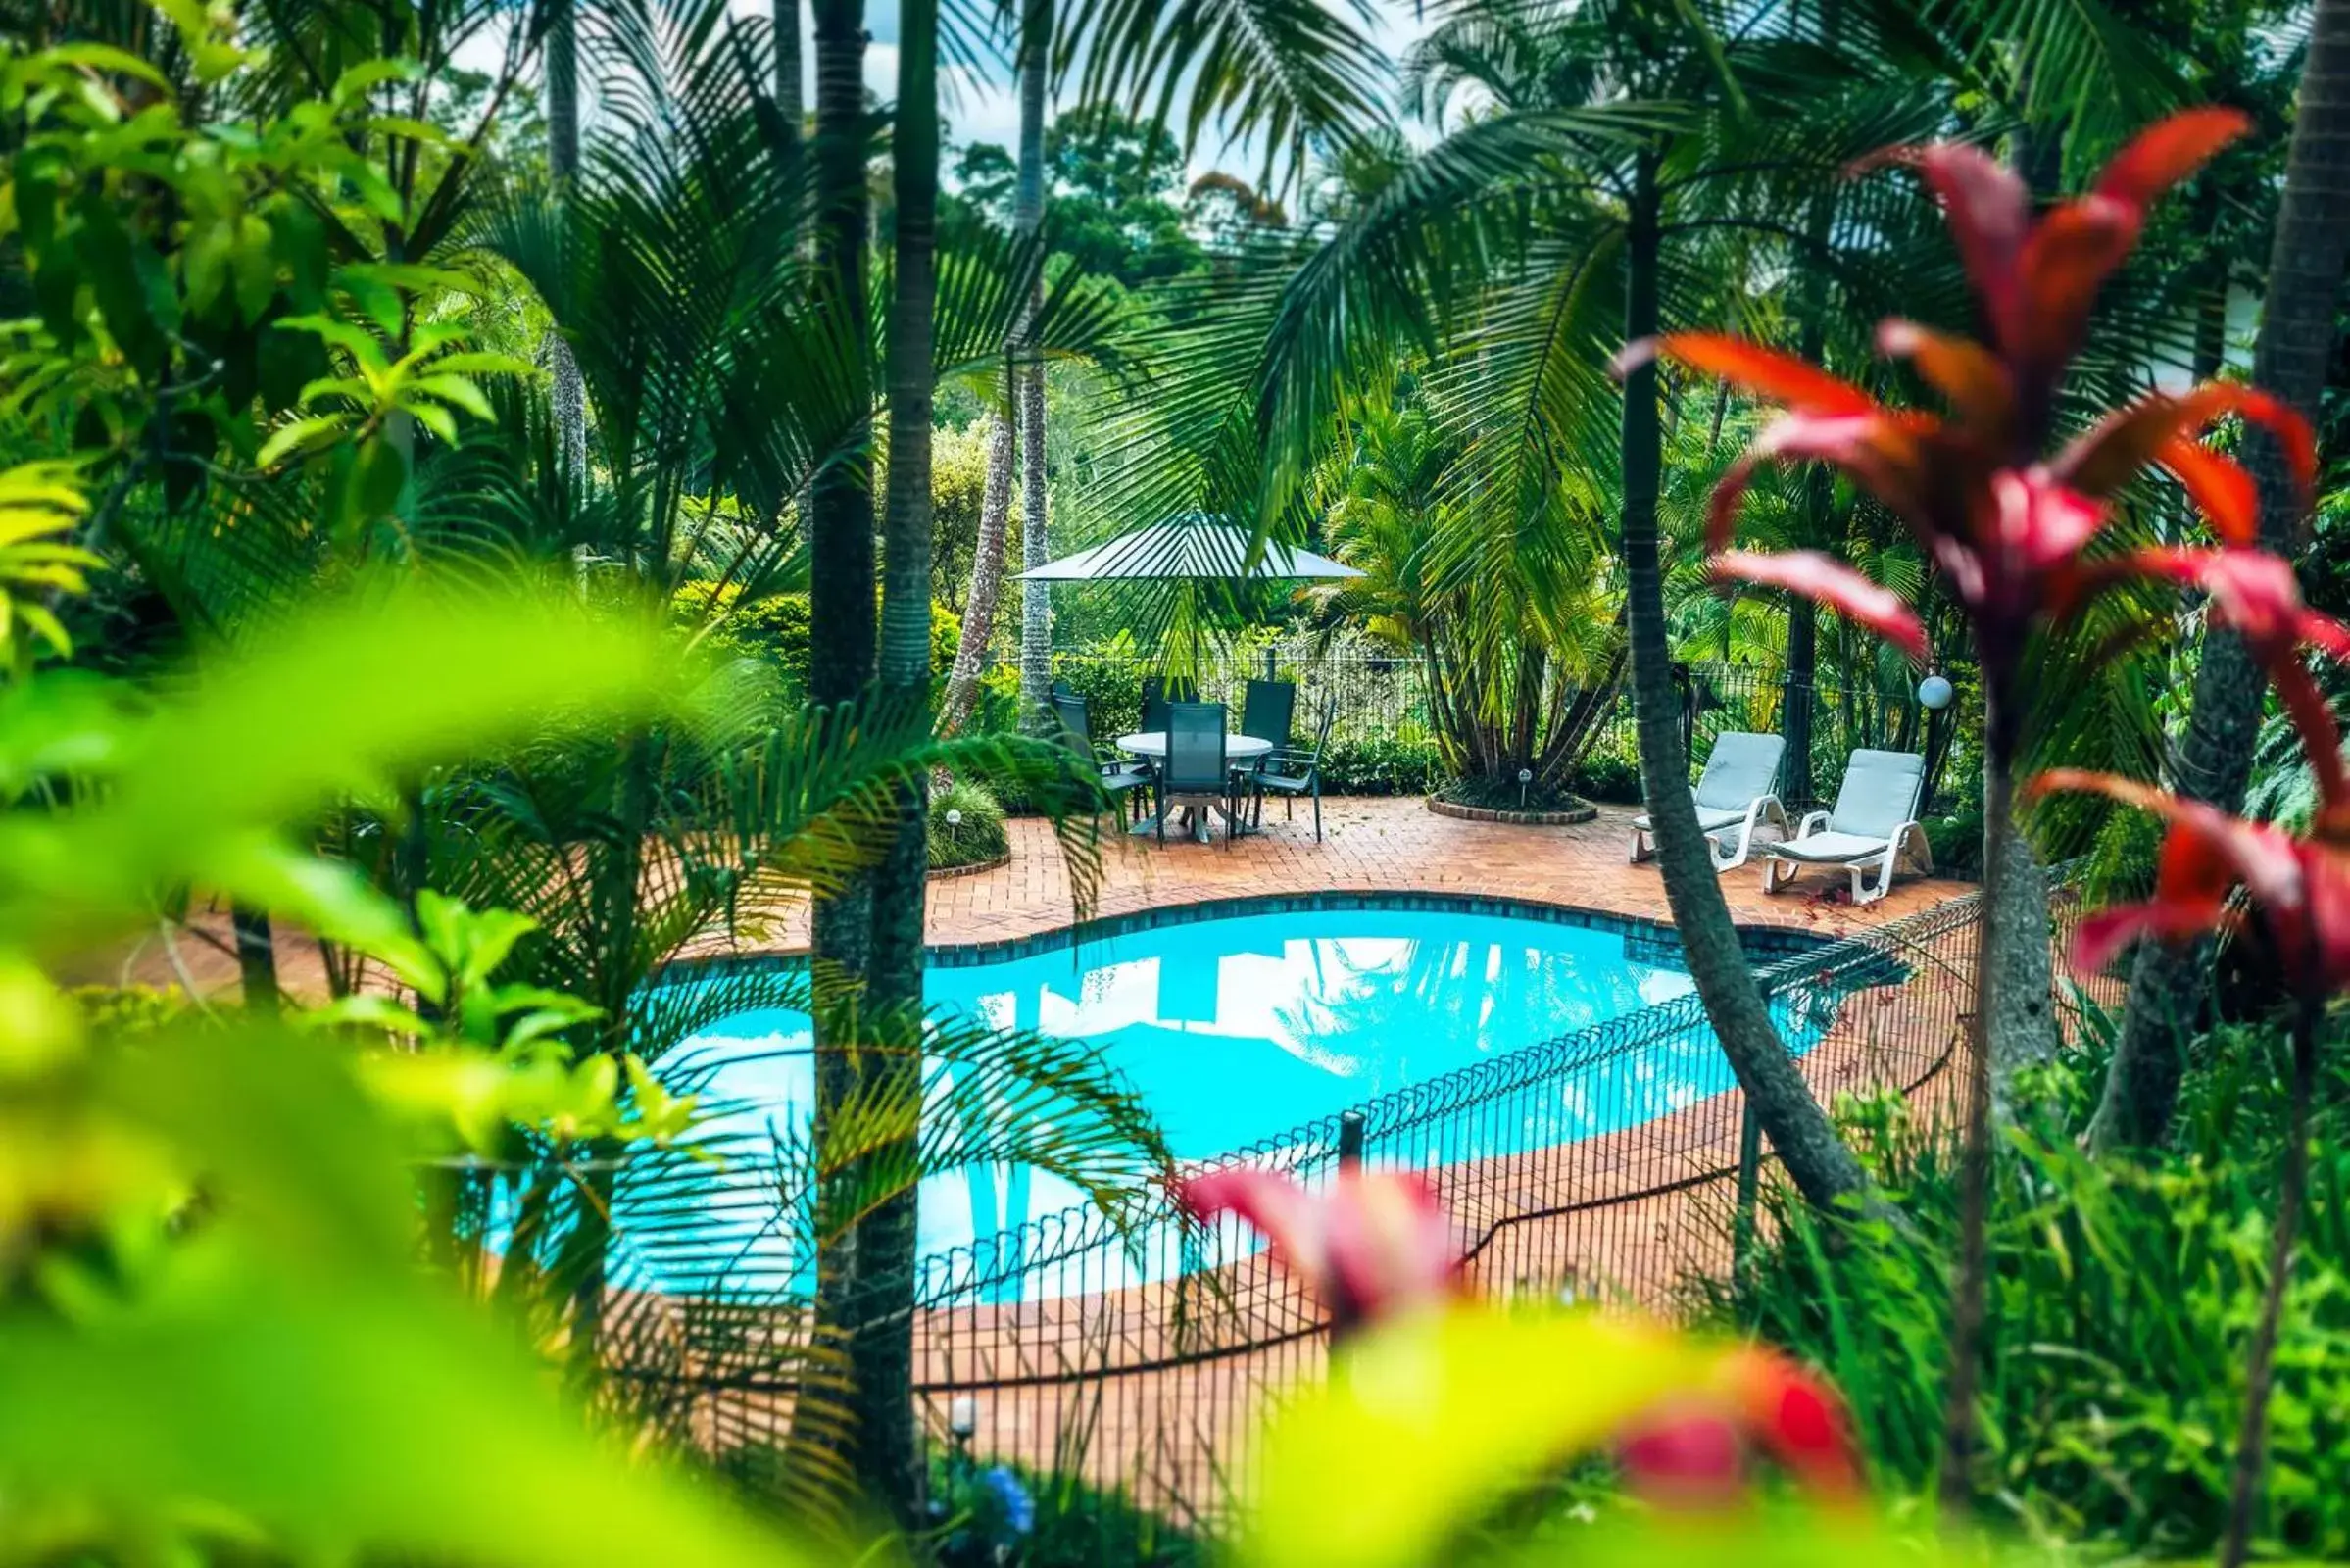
[1013,515,1363,585]
[1014,514,1363,677]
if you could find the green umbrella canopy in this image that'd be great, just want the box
[1013,515,1363,583]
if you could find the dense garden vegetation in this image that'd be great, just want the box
[5,0,2350,1562]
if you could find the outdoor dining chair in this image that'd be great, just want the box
[1053,691,1152,823]
[1628,730,1789,872]
[1248,698,1335,842]
[1139,674,1199,739]
[1761,748,1931,906]
[1234,677,1296,801]
[1158,701,1241,846]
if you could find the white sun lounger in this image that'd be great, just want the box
[1629,730,1789,873]
[1761,748,1931,906]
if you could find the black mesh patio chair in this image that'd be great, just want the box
[1239,678,1296,747]
[1053,692,1152,823]
[1138,674,1199,740]
[1249,697,1334,842]
[1158,701,1240,847]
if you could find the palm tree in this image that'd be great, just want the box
[1314,381,1623,793]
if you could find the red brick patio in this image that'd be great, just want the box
[739,796,1966,956]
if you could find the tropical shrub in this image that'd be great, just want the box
[929,777,1010,869]
[1567,744,1644,807]
[1704,1026,2350,1558]
[680,587,958,693]
[1318,733,1444,796]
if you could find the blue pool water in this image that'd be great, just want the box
[645,898,1836,1293]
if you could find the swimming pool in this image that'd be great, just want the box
[643,895,1836,1295]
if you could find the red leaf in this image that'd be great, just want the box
[1651,332,1879,415]
[2071,894,2233,974]
[1723,1348,1863,1496]
[1713,550,1928,659]
[2274,661,2350,816]
[2055,381,2316,513]
[2017,198,2139,376]
[2030,769,2311,933]
[1617,1405,1746,1507]
[1877,318,2011,433]
[1988,468,2108,572]
[1708,412,1928,551]
[1177,1167,1459,1324]
[1913,144,2031,353]
[2095,108,2252,211]
[2156,438,2259,545]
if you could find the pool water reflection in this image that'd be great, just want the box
[653,901,1838,1292]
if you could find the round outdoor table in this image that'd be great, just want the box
[1114,731,1274,842]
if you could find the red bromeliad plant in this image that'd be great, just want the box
[1623,106,2318,1513]
[1177,1169,1865,1517]
[2031,564,2350,1567]
[1177,1165,1466,1333]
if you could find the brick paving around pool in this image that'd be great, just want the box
[711,795,1968,958]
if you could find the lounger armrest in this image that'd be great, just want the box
[1794,808,1830,838]
[1894,819,1933,875]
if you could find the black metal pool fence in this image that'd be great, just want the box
[599,883,2057,1537]
[984,646,1955,811]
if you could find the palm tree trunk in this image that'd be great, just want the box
[775,0,802,136]
[2094,0,2350,1152]
[231,904,278,1011]
[1620,150,1865,1211]
[545,0,586,478]
[1012,0,1053,726]
[799,0,882,1497]
[1937,709,2016,1511]
[854,0,940,1523]
[940,409,1015,733]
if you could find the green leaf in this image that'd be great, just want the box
[402,371,496,421]
[40,42,171,90]
[254,414,347,467]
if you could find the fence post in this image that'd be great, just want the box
[1783,671,1815,808]
[1337,1110,1365,1172]
[1732,1091,1764,1291]
[1329,1111,1369,1348]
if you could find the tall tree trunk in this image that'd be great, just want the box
[1012,0,1053,725]
[799,0,882,1499]
[231,904,279,1012]
[939,410,1015,733]
[775,0,802,137]
[853,0,939,1525]
[2094,0,2350,1152]
[1785,123,1834,808]
[1975,59,2065,1094]
[545,0,586,478]
[1937,708,2018,1511]
[1620,151,1866,1211]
